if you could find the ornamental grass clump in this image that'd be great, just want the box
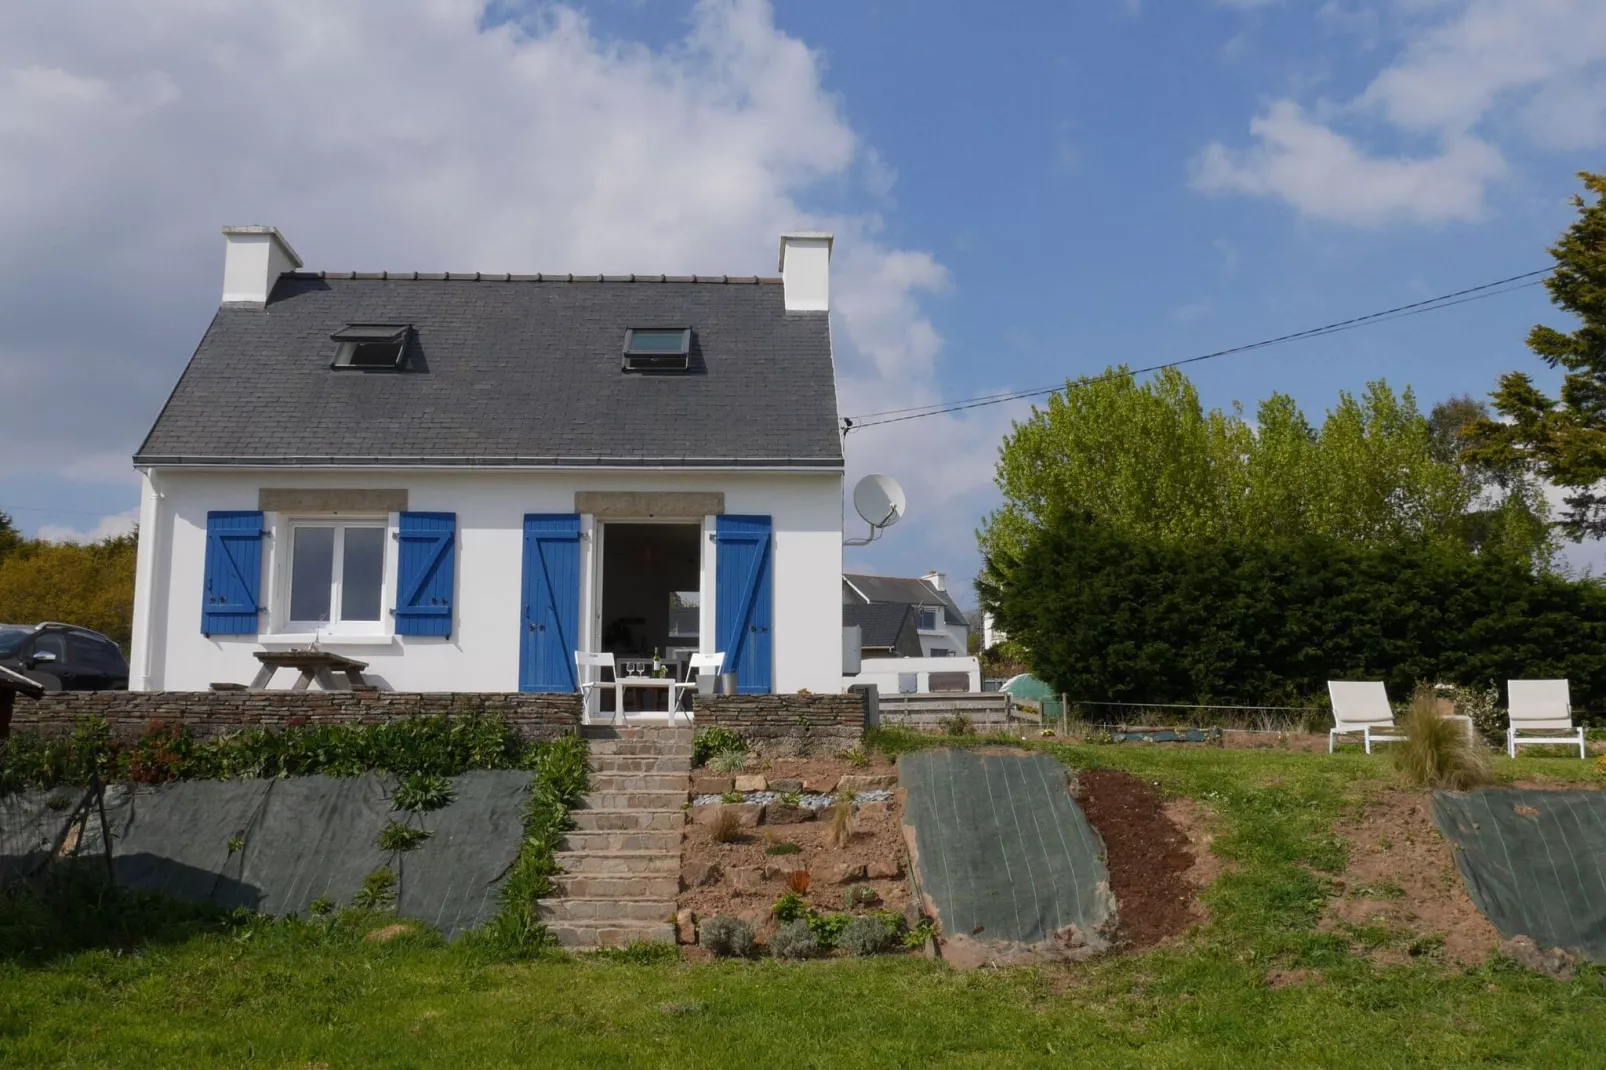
[710,806,743,844]
[1396,686,1493,791]
[699,915,756,958]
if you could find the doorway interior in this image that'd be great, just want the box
[597,522,702,713]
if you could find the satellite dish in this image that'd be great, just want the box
[849,475,906,545]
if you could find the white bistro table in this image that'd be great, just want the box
[616,676,676,717]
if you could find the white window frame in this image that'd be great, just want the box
[916,606,940,633]
[265,513,396,639]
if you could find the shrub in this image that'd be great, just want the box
[764,841,801,856]
[699,915,755,958]
[770,919,817,960]
[938,713,975,737]
[484,734,590,954]
[694,727,746,765]
[377,821,431,852]
[710,807,743,844]
[392,773,455,813]
[844,885,880,908]
[843,746,870,768]
[839,914,895,956]
[772,891,808,922]
[708,749,747,775]
[1396,686,1493,790]
[1448,684,1504,745]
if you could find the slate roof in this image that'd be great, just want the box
[842,573,968,628]
[842,603,921,656]
[136,273,842,467]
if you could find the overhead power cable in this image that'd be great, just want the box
[840,267,1553,433]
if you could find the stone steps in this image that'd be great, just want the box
[538,897,678,923]
[560,830,683,853]
[589,755,694,774]
[569,809,686,832]
[541,726,689,952]
[578,790,687,811]
[548,921,678,949]
[553,850,680,876]
[587,772,691,793]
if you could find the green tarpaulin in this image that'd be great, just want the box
[1432,789,1606,962]
[899,748,1114,964]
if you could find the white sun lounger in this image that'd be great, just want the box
[1327,681,1406,754]
[1506,679,1586,759]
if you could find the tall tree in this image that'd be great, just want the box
[0,511,21,562]
[978,367,1498,573]
[1464,171,1606,539]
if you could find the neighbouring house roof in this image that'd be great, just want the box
[843,602,922,657]
[842,573,968,629]
[136,274,842,468]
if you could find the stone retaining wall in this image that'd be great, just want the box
[694,693,867,756]
[9,691,582,743]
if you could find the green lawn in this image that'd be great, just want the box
[2,741,1604,1068]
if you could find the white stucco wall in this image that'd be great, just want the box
[133,467,844,695]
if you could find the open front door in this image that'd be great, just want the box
[520,514,580,692]
[714,515,773,694]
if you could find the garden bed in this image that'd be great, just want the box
[1073,768,1203,949]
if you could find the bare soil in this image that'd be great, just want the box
[678,756,911,940]
[1073,769,1201,949]
[1322,788,1500,966]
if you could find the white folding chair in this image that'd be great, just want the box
[672,652,726,723]
[576,651,623,725]
[1507,679,1586,759]
[1327,681,1405,753]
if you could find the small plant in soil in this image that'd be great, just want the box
[765,841,801,856]
[392,773,455,813]
[770,920,817,960]
[699,915,755,958]
[838,914,895,956]
[377,821,431,852]
[806,912,850,949]
[844,885,880,908]
[309,896,336,917]
[772,891,808,922]
[352,867,398,910]
[44,794,68,811]
[720,791,745,804]
[710,807,743,844]
[226,836,244,855]
[1395,685,1492,791]
[707,749,747,775]
[693,727,745,766]
[779,791,802,807]
[787,870,812,895]
[902,918,937,950]
[843,746,870,768]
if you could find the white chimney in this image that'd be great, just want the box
[922,570,946,592]
[778,232,833,312]
[221,225,302,305]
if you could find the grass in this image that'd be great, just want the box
[3,735,1605,1065]
[1394,686,1493,791]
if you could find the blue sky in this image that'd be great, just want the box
[3,0,1604,601]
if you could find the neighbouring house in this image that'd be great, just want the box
[842,571,969,657]
[841,571,979,693]
[127,226,846,703]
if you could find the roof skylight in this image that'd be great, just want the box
[331,324,410,370]
[622,328,691,372]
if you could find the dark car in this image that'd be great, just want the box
[0,622,129,691]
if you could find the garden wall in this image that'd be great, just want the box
[9,691,582,743]
[694,693,867,756]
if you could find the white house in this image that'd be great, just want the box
[128,226,845,698]
[840,571,979,693]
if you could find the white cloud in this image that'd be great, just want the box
[1191,101,1506,225]
[0,0,996,581]
[36,508,138,545]
[1193,0,1606,224]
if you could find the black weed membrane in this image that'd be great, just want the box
[898,748,1116,967]
[1433,789,1606,962]
[0,770,535,947]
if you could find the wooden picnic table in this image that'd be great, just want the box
[239,650,371,692]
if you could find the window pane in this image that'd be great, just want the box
[290,527,335,622]
[627,329,688,353]
[341,527,384,622]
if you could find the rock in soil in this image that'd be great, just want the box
[838,774,898,792]
[692,777,734,795]
[804,775,839,794]
[1501,936,1581,981]
[691,803,765,827]
[726,866,767,895]
[827,862,869,884]
[866,858,901,880]
[764,804,814,825]
[769,778,804,793]
[676,908,697,944]
[681,861,722,889]
[735,774,768,792]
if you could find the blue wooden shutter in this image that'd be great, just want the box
[520,514,581,693]
[395,512,456,637]
[715,515,773,694]
[202,511,264,636]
